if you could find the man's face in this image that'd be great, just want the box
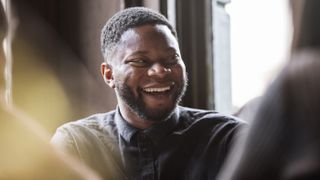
[109,24,187,122]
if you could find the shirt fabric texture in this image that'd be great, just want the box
[51,106,243,180]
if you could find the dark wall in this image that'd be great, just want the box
[10,0,120,132]
[176,0,214,109]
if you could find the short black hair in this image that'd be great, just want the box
[100,7,177,62]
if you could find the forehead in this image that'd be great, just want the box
[117,24,179,52]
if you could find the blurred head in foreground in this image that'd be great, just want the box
[0,3,101,179]
[0,2,7,99]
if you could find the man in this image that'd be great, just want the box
[52,7,243,180]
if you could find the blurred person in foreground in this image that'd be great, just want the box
[217,0,320,179]
[0,0,6,96]
[0,3,101,180]
[51,7,243,180]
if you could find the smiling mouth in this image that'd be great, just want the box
[143,86,171,93]
[142,83,174,94]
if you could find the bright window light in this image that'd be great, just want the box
[226,0,292,110]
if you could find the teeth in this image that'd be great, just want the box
[144,86,171,93]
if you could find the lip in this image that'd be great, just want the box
[141,82,175,94]
[139,81,177,108]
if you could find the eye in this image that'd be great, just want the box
[172,53,181,61]
[163,54,180,66]
[126,59,150,67]
[165,60,178,66]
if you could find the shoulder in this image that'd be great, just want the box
[178,106,243,124]
[176,107,246,155]
[177,106,245,133]
[51,110,117,149]
[56,110,117,134]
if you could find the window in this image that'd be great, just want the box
[226,0,292,111]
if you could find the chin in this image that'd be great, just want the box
[140,105,176,122]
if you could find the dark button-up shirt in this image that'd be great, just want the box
[51,106,243,180]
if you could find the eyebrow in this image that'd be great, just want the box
[130,47,177,56]
[129,50,149,56]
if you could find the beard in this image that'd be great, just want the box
[115,77,188,122]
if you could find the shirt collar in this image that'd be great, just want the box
[115,106,180,145]
[143,107,180,145]
[115,107,139,143]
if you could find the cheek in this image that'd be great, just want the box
[114,68,143,88]
[173,63,187,80]
[113,65,131,81]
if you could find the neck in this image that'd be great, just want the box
[118,103,159,129]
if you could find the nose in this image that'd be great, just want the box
[147,63,171,78]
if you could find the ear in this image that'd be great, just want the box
[101,62,115,88]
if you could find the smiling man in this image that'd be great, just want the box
[52,7,243,180]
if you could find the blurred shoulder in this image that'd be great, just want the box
[56,110,117,133]
[51,110,117,148]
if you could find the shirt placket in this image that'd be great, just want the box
[137,132,155,180]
